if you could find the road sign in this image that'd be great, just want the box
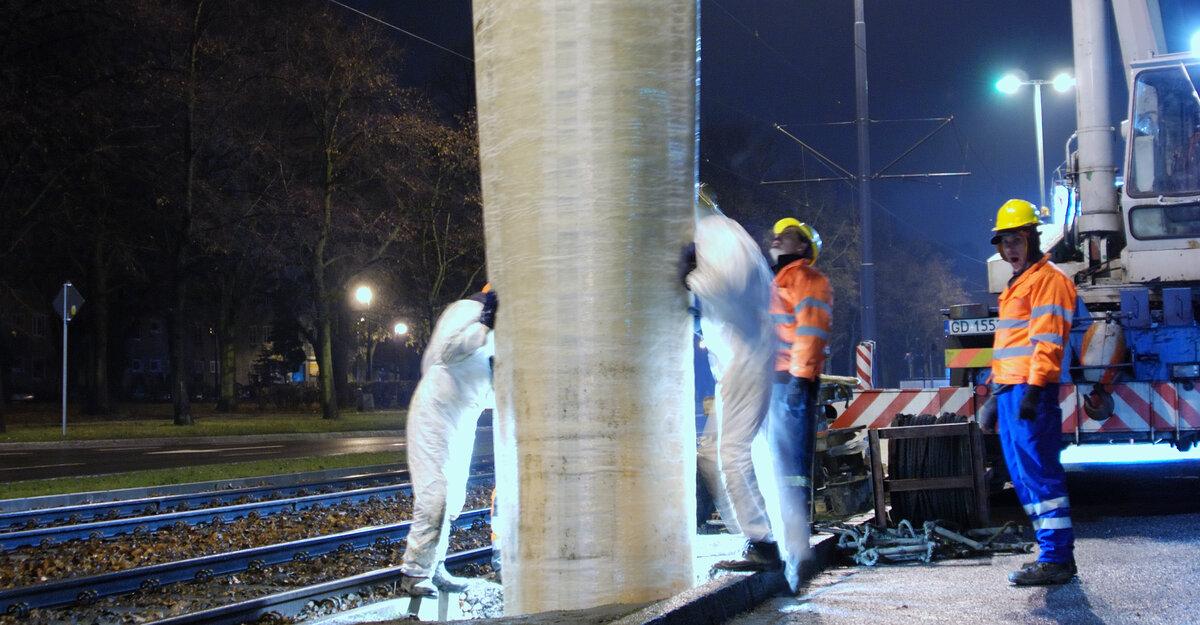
[54,282,84,437]
[53,283,85,322]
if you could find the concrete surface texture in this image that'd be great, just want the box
[728,512,1200,625]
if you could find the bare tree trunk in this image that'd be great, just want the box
[331,306,354,407]
[170,279,193,425]
[86,234,112,415]
[315,263,338,419]
[0,343,7,433]
[172,0,204,426]
[215,281,237,412]
[315,144,339,420]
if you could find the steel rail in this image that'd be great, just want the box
[0,459,495,530]
[146,545,494,625]
[0,509,490,616]
[0,469,410,532]
[0,474,494,551]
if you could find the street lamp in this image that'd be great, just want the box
[393,321,408,337]
[354,285,374,307]
[352,284,375,382]
[995,71,1075,212]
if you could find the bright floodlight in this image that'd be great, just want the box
[393,322,408,336]
[1052,73,1075,93]
[995,73,1022,95]
[354,285,374,306]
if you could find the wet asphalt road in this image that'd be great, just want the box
[731,459,1200,625]
[0,436,411,481]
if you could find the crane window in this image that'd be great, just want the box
[1129,203,1200,240]
[1128,63,1200,197]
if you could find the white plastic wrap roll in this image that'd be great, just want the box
[472,0,698,614]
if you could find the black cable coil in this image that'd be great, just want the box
[887,412,978,529]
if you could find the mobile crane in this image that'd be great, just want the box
[834,0,1200,451]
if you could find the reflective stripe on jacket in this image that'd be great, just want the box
[992,254,1076,386]
[771,258,832,379]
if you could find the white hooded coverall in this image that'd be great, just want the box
[689,214,776,543]
[400,298,494,578]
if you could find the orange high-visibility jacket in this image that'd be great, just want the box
[771,258,833,380]
[992,254,1077,386]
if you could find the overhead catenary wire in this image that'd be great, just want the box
[325,0,474,63]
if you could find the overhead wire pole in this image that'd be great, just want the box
[854,0,877,348]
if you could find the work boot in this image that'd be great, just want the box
[712,540,782,572]
[432,563,470,592]
[1017,559,1077,575]
[1008,560,1076,586]
[398,574,437,597]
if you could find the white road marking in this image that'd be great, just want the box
[0,462,84,472]
[222,451,282,457]
[146,445,285,455]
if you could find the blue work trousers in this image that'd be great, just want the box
[768,377,818,522]
[997,383,1074,563]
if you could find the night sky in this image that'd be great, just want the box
[341,0,1198,293]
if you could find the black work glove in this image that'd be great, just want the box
[1019,384,1043,421]
[480,291,498,329]
[786,375,815,411]
[678,242,697,289]
[978,393,998,434]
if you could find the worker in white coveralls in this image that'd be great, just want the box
[681,186,781,576]
[398,285,498,597]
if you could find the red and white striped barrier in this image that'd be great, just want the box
[832,382,1200,437]
[855,341,875,390]
[831,387,975,429]
[1062,382,1200,435]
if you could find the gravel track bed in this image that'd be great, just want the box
[8,521,494,625]
[0,485,493,590]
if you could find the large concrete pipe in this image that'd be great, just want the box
[472,0,698,614]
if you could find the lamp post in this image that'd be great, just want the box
[353,285,375,382]
[996,72,1075,212]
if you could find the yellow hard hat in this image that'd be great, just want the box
[773,218,823,265]
[991,198,1039,241]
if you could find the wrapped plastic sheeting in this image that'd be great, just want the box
[472,0,699,615]
[689,213,776,543]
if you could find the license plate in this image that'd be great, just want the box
[945,317,998,336]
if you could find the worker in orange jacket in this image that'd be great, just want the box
[989,199,1078,586]
[767,217,831,591]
